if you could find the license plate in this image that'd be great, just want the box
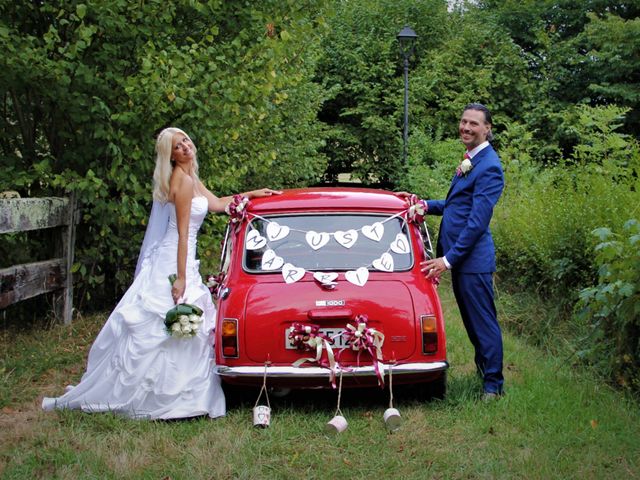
[285,328,348,349]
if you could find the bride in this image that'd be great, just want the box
[42,127,280,419]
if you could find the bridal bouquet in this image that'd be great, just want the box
[165,303,203,338]
[166,274,203,338]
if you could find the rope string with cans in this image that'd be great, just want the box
[383,359,402,431]
[252,362,271,428]
[326,370,348,433]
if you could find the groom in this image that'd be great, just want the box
[420,103,505,399]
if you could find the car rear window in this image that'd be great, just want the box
[244,213,413,272]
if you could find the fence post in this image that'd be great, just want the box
[60,192,78,325]
[0,195,79,324]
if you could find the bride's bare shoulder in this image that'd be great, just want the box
[169,169,195,201]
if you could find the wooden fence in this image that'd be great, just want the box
[0,195,78,324]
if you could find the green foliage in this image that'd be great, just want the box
[580,13,640,131]
[315,0,450,185]
[474,1,640,160]
[0,0,329,308]
[575,220,640,395]
[399,133,459,201]
[493,105,639,301]
[410,14,532,137]
[316,0,537,184]
[488,105,639,393]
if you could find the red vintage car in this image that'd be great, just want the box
[213,187,448,398]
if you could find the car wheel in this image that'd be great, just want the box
[424,372,447,401]
[394,372,447,402]
[222,383,260,407]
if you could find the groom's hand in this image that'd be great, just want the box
[421,258,447,279]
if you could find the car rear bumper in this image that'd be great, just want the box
[216,361,448,381]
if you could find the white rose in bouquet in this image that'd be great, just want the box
[164,293,204,338]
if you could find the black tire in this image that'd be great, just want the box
[222,383,258,407]
[393,372,447,402]
[424,372,447,401]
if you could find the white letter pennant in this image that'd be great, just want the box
[282,263,306,284]
[372,252,394,272]
[246,229,267,250]
[390,233,410,254]
[362,222,384,242]
[266,222,290,241]
[345,267,369,287]
[261,249,285,271]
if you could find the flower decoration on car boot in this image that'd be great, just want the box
[225,194,250,234]
[205,272,226,300]
[340,314,386,387]
[288,322,338,387]
[406,194,427,225]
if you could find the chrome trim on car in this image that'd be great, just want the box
[216,361,448,378]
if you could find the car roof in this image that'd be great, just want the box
[247,187,408,214]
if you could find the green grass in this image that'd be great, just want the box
[1,281,639,479]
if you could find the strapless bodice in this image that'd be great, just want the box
[166,196,208,248]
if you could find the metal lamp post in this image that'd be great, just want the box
[397,25,417,165]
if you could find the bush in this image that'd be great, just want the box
[490,106,639,393]
[493,106,639,308]
[574,220,640,396]
[0,1,329,310]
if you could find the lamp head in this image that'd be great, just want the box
[397,25,417,56]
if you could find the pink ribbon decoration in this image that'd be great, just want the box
[339,314,386,387]
[404,195,440,286]
[406,194,427,225]
[288,322,338,388]
[225,194,250,234]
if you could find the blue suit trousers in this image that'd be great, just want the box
[452,271,504,394]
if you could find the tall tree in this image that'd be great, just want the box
[0,0,329,306]
[580,13,640,132]
[316,0,532,183]
[315,0,450,186]
[474,0,640,160]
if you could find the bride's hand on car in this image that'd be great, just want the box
[247,188,282,199]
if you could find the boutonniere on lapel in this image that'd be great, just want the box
[456,154,473,177]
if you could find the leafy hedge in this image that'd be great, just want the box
[575,220,640,393]
[493,105,639,301]
[492,105,639,396]
[0,1,329,308]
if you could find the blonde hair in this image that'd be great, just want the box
[152,127,199,202]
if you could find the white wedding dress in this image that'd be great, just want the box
[42,196,226,419]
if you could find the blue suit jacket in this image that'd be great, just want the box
[426,144,504,273]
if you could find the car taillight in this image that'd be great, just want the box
[222,318,238,358]
[421,314,438,354]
